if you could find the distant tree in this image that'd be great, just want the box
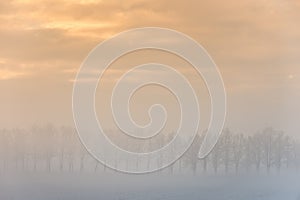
[283,136,293,169]
[243,135,252,172]
[61,127,77,172]
[198,133,209,174]
[0,129,10,173]
[42,124,57,172]
[250,133,263,173]
[221,129,232,173]
[232,134,245,174]
[211,136,223,174]
[292,140,300,171]
[262,128,273,173]
[185,133,201,175]
[0,125,300,175]
[273,132,289,173]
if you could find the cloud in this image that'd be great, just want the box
[0,59,30,80]
[0,0,300,134]
[0,68,28,80]
[0,0,299,90]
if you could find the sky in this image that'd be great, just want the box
[0,0,300,137]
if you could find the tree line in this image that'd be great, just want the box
[0,125,299,174]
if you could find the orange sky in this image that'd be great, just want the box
[0,0,300,136]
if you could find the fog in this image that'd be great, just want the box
[1,125,300,199]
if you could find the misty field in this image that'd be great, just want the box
[0,173,300,200]
[1,125,300,200]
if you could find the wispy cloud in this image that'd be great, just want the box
[0,69,28,80]
[0,0,299,133]
[0,0,299,91]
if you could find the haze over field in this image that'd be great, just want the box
[1,1,300,200]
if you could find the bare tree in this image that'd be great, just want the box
[0,129,10,173]
[221,129,232,174]
[273,132,289,173]
[292,140,300,171]
[185,134,201,175]
[211,137,222,174]
[232,134,245,174]
[1,125,300,175]
[250,133,263,173]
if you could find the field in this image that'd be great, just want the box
[1,173,299,200]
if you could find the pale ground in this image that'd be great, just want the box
[0,173,299,200]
